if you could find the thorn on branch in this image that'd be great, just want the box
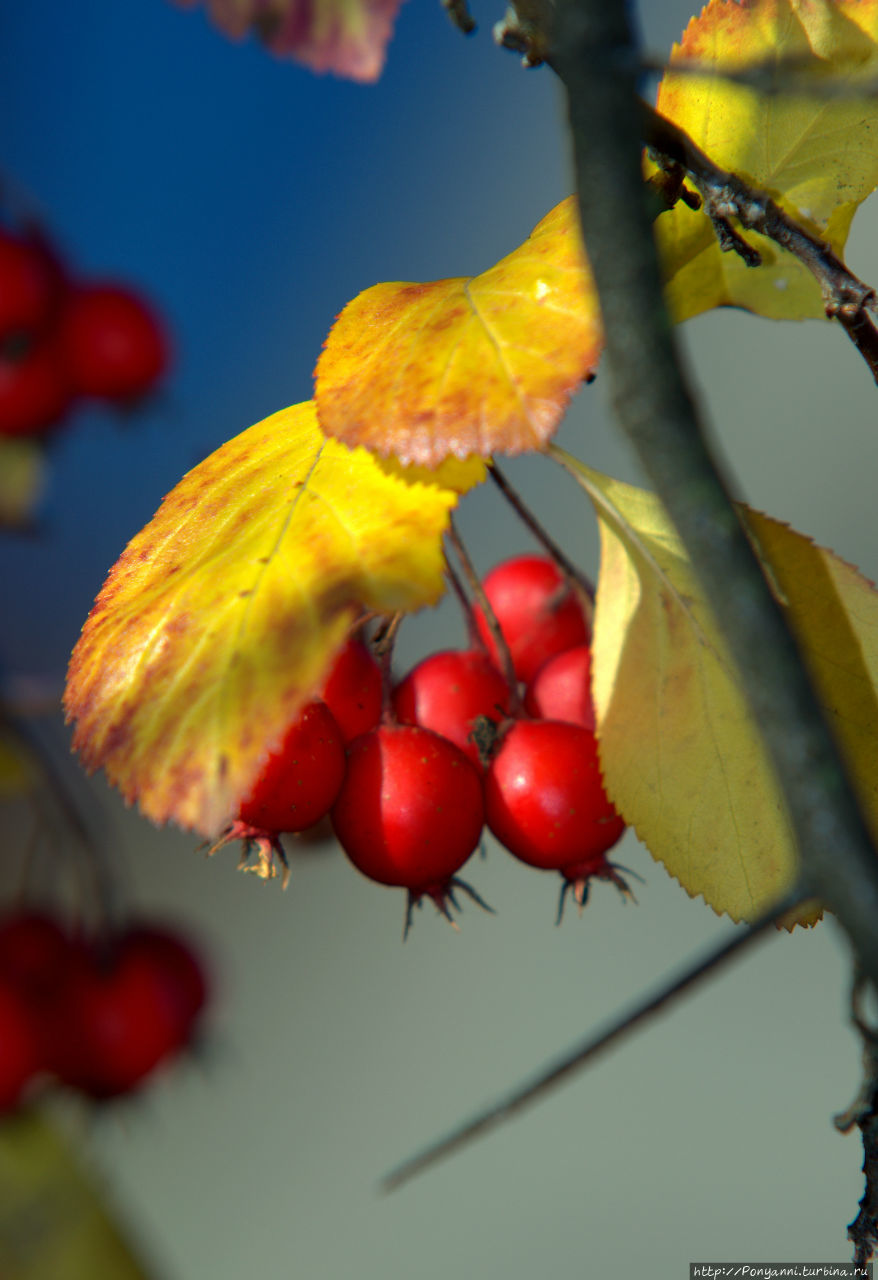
[834,971,878,1267]
[492,4,546,66]
[441,0,476,36]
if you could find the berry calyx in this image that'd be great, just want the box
[57,283,168,401]
[524,644,595,730]
[474,554,590,683]
[484,718,628,918]
[319,635,383,744]
[392,648,511,767]
[331,724,487,934]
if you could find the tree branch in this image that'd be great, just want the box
[382,885,805,1191]
[549,0,878,986]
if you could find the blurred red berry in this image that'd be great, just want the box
[0,337,72,437]
[0,228,62,339]
[58,284,168,401]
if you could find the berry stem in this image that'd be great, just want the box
[489,463,595,622]
[381,882,807,1191]
[446,518,523,714]
[444,560,482,651]
[372,612,403,723]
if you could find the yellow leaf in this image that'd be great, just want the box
[560,452,878,924]
[0,1109,152,1279]
[65,401,456,837]
[172,0,404,82]
[0,439,46,529]
[315,198,602,466]
[654,0,878,321]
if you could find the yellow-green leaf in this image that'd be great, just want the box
[0,723,36,798]
[171,0,404,81]
[0,439,46,529]
[654,0,878,321]
[0,1110,153,1279]
[561,452,878,924]
[315,198,602,467]
[65,401,457,837]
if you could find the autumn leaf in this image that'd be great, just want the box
[65,401,457,838]
[654,0,878,322]
[0,439,45,528]
[559,450,878,925]
[314,198,602,467]
[0,1110,153,1278]
[172,0,403,81]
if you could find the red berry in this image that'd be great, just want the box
[319,636,383,744]
[485,719,627,912]
[524,644,595,730]
[474,555,590,683]
[121,924,208,1047]
[392,648,510,766]
[238,700,346,833]
[0,911,72,1000]
[45,934,195,1099]
[331,724,486,928]
[0,980,39,1110]
[58,284,168,401]
[0,229,62,339]
[0,336,72,437]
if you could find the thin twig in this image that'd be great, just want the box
[382,885,806,1191]
[641,102,878,375]
[445,518,523,713]
[489,463,596,617]
[550,0,878,986]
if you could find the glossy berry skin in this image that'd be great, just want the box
[331,724,484,901]
[238,700,346,833]
[474,555,590,684]
[0,338,72,437]
[392,649,510,766]
[0,979,39,1110]
[58,284,168,401]
[0,229,62,339]
[485,719,625,880]
[320,636,383,744]
[524,644,595,731]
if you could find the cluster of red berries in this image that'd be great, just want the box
[0,910,208,1111]
[224,553,631,931]
[0,223,168,438]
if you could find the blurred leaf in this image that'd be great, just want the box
[562,453,878,924]
[315,199,602,467]
[0,1110,152,1279]
[172,0,403,81]
[0,439,45,529]
[0,722,36,798]
[65,401,456,837]
[654,0,878,321]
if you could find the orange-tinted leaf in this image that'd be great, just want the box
[562,453,878,926]
[172,0,403,81]
[315,198,602,467]
[655,0,878,321]
[65,401,456,837]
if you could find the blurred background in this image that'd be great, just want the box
[1,0,877,1275]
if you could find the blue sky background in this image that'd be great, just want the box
[2,2,878,1277]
